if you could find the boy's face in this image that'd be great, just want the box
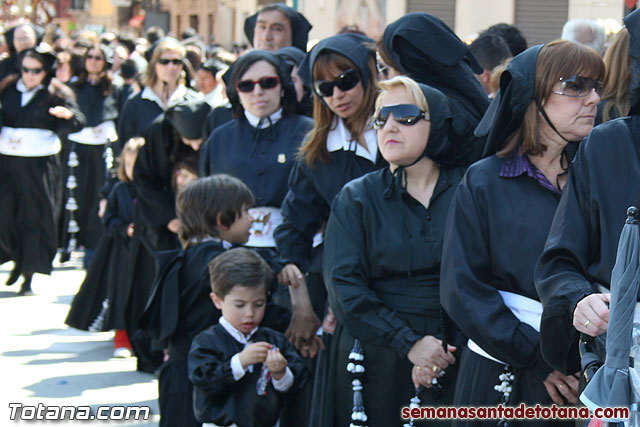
[211,283,267,335]
[219,207,253,244]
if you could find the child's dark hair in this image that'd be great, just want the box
[208,247,273,298]
[176,175,254,248]
[116,137,145,183]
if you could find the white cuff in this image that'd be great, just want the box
[230,353,246,381]
[271,366,294,392]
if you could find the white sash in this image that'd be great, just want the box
[67,121,117,145]
[0,127,61,157]
[247,207,283,248]
[467,291,543,365]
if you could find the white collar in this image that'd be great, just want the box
[326,117,377,163]
[244,108,283,129]
[141,84,189,110]
[16,79,44,94]
[219,316,259,344]
[188,235,232,249]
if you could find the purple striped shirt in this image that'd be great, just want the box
[499,150,560,194]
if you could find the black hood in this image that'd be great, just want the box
[382,13,489,122]
[166,100,212,140]
[244,4,312,52]
[625,9,640,115]
[275,46,306,66]
[298,33,374,89]
[4,23,44,56]
[475,45,543,157]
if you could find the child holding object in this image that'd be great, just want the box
[189,248,309,427]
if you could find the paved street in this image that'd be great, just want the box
[0,256,160,426]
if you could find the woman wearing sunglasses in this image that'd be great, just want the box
[322,75,467,426]
[118,38,198,151]
[200,50,311,259]
[58,44,126,266]
[0,45,84,295]
[440,40,603,425]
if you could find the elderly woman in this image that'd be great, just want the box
[117,37,198,150]
[440,40,604,426]
[322,75,471,426]
[535,9,640,378]
[0,45,84,294]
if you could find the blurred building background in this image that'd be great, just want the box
[1,0,636,48]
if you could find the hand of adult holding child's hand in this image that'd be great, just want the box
[266,347,288,380]
[239,342,271,369]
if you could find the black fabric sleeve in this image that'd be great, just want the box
[274,161,329,272]
[323,186,422,358]
[188,333,238,398]
[133,118,176,229]
[102,185,129,238]
[440,172,552,381]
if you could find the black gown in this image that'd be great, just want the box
[66,181,136,331]
[0,82,84,275]
[440,153,576,426]
[59,81,126,252]
[189,324,310,427]
[140,240,226,427]
[322,166,464,427]
[535,115,640,375]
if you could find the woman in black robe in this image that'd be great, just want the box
[440,40,604,426]
[323,75,468,426]
[60,43,126,265]
[133,99,211,252]
[0,45,84,295]
[0,24,42,81]
[377,12,489,165]
[535,9,640,376]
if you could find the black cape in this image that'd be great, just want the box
[189,324,310,427]
[65,182,135,331]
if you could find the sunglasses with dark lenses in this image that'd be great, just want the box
[373,104,430,129]
[21,66,43,74]
[86,55,105,61]
[313,69,360,98]
[553,75,603,98]
[157,58,184,66]
[236,76,280,93]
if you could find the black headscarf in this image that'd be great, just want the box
[244,3,312,52]
[4,23,44,56]
[382,13,489,123]
[298,33,374,90]
[275,46,306,66]
[166,100,212,139]
[222,50,297,118]
[475,45,543,157]
[625,9,640,115]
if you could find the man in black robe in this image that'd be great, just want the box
[243,3,312,52]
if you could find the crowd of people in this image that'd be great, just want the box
[1,3,639,426]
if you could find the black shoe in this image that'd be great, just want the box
[5,265,21,286]
[59,251,71,264]
[18,274,33,295]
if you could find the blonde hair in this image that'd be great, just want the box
[375,75,429,115]
[601,28,630,122]
[142,38,186,88]
[117,137,145,183]
[298,52,378,167]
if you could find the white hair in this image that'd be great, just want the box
[561,19,605,56]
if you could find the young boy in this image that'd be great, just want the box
[189,248,309,427]
[140,174,255,427]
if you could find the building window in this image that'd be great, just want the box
[208,14,214,40]
[176,14,181,37]
[190,15,199,32]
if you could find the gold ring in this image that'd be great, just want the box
[584,320,591,327]
[432,365,439,373]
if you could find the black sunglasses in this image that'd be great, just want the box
[236,76,280,93]
[553,75,603,98]
[21,66,43,74]
[313,69,360,98]
[373,104,430,129]
[86,55,105,61]
[157,58,183,66]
